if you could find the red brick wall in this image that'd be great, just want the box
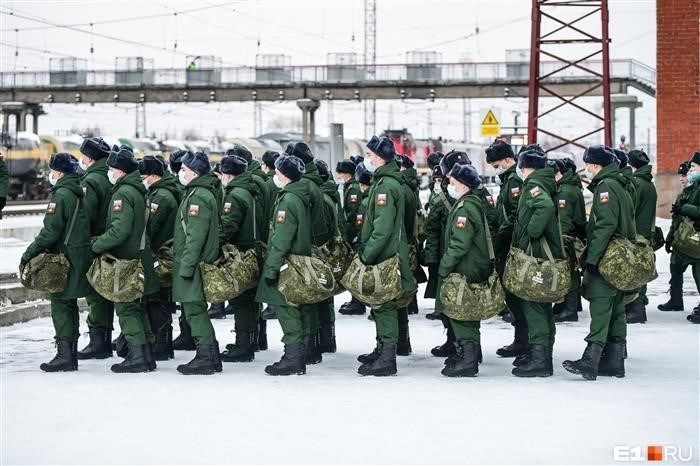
[655,0,700,215]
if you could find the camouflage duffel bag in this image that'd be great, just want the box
[599,235,657,291]
[502,243,570,303]
[153,241,174,288]
[200,244,259,303]
[87,254,144,302]
[440,270,505,321]
[311,236,353,295]
[20,252,69,293]
[278,254,336,306]
[672,217,700,259]
[340,254,403,306]
[563,235,585,272]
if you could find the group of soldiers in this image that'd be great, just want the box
[19,133,700,378]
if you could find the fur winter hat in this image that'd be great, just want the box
[583,145,616,166]
[138,155,164,176]
[225,144,253,164]
[106,147,138,173]
[262,150,280,169]
[355,162,372,185]
[49,152,78,174]
[439,150,471,177]
[627,149,650,168]
[182,151,211,176]
[612,148,628,169]
[285,142,314,164]
[315,159,330,181]
[80,137,111,160]
[366,136,396,162]
[485,139,515,163]
[335,159,356,175]
[427,151,444,170]
[517,149,547,170]
[275,154,306,182]
[220,155,248,175]
[450,164,481,190]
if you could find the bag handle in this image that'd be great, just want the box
[482,209,495,263]
[63,196,81,247]
[139,207,149,252]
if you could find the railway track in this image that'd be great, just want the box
[3,200,48,217]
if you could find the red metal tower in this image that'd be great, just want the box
[527,0,612,152]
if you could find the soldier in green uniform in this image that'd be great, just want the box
[92,147,159,373]
[218,155,260,362]
[255,154,310,375]
[564,145,636,380]
[356,136,415,376]
[670,152,700,324]
[660,161,695,314]
[426,152,444,206]
[0,150,8,219]
[485,140,528,358]
[439,164,493,377]
[625,149,657,324]
[510,149,565,377]
[422,165,448,321]
[336,159,366,316]
[552,158,587,322]
[76,137,116,360]
[21,153,93,371]
[171,151,223,375]
[139,156,180,360]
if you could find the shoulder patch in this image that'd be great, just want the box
[349,194,358,203]
[530,186,542,198]
[456,200,465,209]
[558,199,566,209]
[223,202,232,214]
[376,193,387,206]
[188,204,200,217]
[356,213,364,225]
[276,210,286,223]
[82,187,87,196]
[150,202,159,214]
[112,199,123,212]
[486,195,495,206]
[599,192,610,204]
[511,187,520,198]
[46,202,56,214]
[456,216,467,229]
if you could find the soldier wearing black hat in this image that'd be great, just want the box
[21,153,93,371]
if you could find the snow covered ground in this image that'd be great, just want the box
[1,220,698,465]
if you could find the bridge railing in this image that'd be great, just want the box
[0,59,655,89]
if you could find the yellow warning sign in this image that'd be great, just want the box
[482,110,499,126]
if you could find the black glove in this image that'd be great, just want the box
[586,263,599,276]
[665,241,673,254]
[265,276,277,287]
[427,263,439,278]
[670,203,681,215]
[0,196,6,211]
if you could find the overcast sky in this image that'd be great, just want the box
[0,0,656,148]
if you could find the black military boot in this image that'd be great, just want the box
[207,302,227,319]
[305,332,323,365]
[114,333,128,358]
[441,342,479,377]
[339,296,366,315]
[597,342,625,377]
[261,305,277,320]
[358,342,397,376]
[357,342,380,364]
[221,331,255,362]
[152,325,173,361]
[407,297,419,315]
[111,342,151,373]
[658,287,684,312]
[172,316,196,351]
[501,311,513,323]
[554,292,579,322]
[625,298,647,324]
[563,342,603,380]
[257,318,268,351]
[77,328,113,359]
[424,311,441,320]
[148,302,174,360]
[40,340,78,372]
[431,324,457,357]
[688,311,700,324]
[177,342,223,375]
[397,320,412,356]
[319,323,337,353]
[265,343,306,375]
[144,344,157,371]
[512,344,551,377]
[496,326,530,358]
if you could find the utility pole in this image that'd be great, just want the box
[364,0,376,139]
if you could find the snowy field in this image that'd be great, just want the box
[1,220,699,465]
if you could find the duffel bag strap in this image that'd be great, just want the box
[64,197,81,247]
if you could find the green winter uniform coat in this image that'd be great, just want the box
[221,170,258,251]
[22,173,93,299]
[92,170,159,297]
[556,170,587,236]
[248,161,274,242]
[512,168,565,260]
[401,168,420,242]
[255,180,312,306]
[358,162,415,296]
[473,184,498,240]
[632,165,657,240]
[618,166,638,206]
[80,157,112,236]
[299,162,331,246]
[422,181,454,298]
[340,179,363,244]
[171,173,221,302]
[585,163,637,297]
[146,175,180,251]
[495,164,523,258]
[439,192,493,283]
[320,179,340,236]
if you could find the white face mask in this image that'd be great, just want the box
[515,166,524,180]
[336,178,346,185]
[364,158,377,173]
[142,179,151,190]
[495,166,505,175]
[433,184,442,194]
[178,170,190,186]
[48,172,59,186]
[447,184,460,200]
[584,168,594,179]
[273,174,285,189]
[78,157,88,171]
[107,170,118,185]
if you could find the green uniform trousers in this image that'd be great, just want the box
[50,298,80,341]
[450,319,480,344]
[181,301,216,345]
[115,300,152,345]
[85,293,114,331]
[278,304,312,345]
[523,301,555,346]
[506,291,527,330]
[317,298,335,326]
[370,300,399,344]
[144,289,172,339]
[230,288,259,333]
[669,254,700,291]
[585,290,626,346]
